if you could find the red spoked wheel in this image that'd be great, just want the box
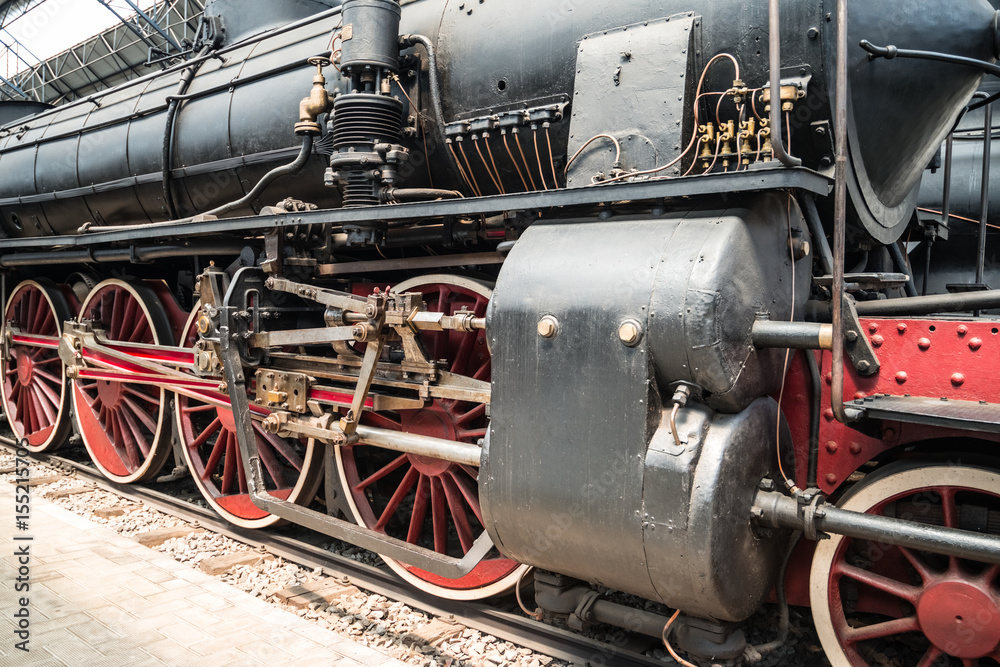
[336,275,527,599]
[1,280,74,452]
[811,463,1000,667]
[176,305,324,529]
[72,280,173,483]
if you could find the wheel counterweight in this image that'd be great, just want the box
[1,280,75,452]
[177,304,324,529]
[811,463,1000,666]
[335,275,527,599]
[72,280,173,483]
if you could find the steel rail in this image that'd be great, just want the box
[0,438,664,667]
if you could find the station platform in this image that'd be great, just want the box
[0,491,409,666]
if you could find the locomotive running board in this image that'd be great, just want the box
[848,394,1000,434]
[217,314,494,579]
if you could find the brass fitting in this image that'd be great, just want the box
[718,120,735,169]
[739,118,757,165]
[698,122,716,168]
[295,56,335,136]
[761,84,806,113]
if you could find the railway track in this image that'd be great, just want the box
[0,435,667,667]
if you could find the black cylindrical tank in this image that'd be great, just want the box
[0,0,996,239]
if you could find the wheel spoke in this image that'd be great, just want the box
[455,403,485,427]
[375,466,419,531]
[203,429,227,479]
[235,445,247,494]
[449,330,475,377]
[117,403,151,457]
[915,646,943,667]
[940,487,959,529]
[190,417,222,450]
[448,468,483,523]
[121,296,138,340]
[252,423,303,471]
[124,386,161,405]
[835,561,922,603]
[844,616,919,644]
[898,546,936,583]
[441,474,474,553]
[407,474,429,544]
[354,453,408,493]
[182,402,217,414]
[29,385,56,423]
[33,368,62,386]
[122,396,157,434]
[981,563,1000,586]
[256,430,287,489]
[431,477,448,553]
[221,435,236,494]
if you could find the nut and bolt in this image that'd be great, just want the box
[618,319,643,347]
[537,315,559,339]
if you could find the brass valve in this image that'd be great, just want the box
[759,124,773,162]
[738,118,756,165]
[295,56,335,136]
[698,122,716,168]
[761,84,806,113]
[727,79,749,105]
[718,120,735,169]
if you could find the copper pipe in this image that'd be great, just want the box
[533,128,549,190]
[456,142,482,197]
[474,137,503,194]
[503,132,530,191]
[447,141,475,195]
[830,0,849,423]
[545,126,559,189]
[515,132,538,191]
[483,136,507,194]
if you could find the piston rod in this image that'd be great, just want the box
[753,490,1000,564]
[355,424,482,467]
[752,320,833,350]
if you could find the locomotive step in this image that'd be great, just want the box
[851,394,1000,434]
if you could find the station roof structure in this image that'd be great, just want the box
[0,0,205,105]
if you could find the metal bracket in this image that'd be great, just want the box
[842,296,879,376]
[219,268,493,578]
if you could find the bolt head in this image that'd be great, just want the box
[618,319,643,347]
[897,322,908,333]
[957,324,969,336]
[969,337,983,351]
[895,371,908,384]
[196,316,211,334]
[951,372,966,386]
[857,360,871,372]
[845,330,858,343]
[537,316,559,339]
[918,337,932,350]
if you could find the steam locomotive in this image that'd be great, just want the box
[2,0,1000,664]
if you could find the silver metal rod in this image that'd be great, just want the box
[768,0,802,167]
[752,320,833,350]
[830,0,849,423]
[977,99,992,288]
[754,490,1000,564]
[355,425,482,467]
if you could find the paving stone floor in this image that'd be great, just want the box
[0,487,409,666]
